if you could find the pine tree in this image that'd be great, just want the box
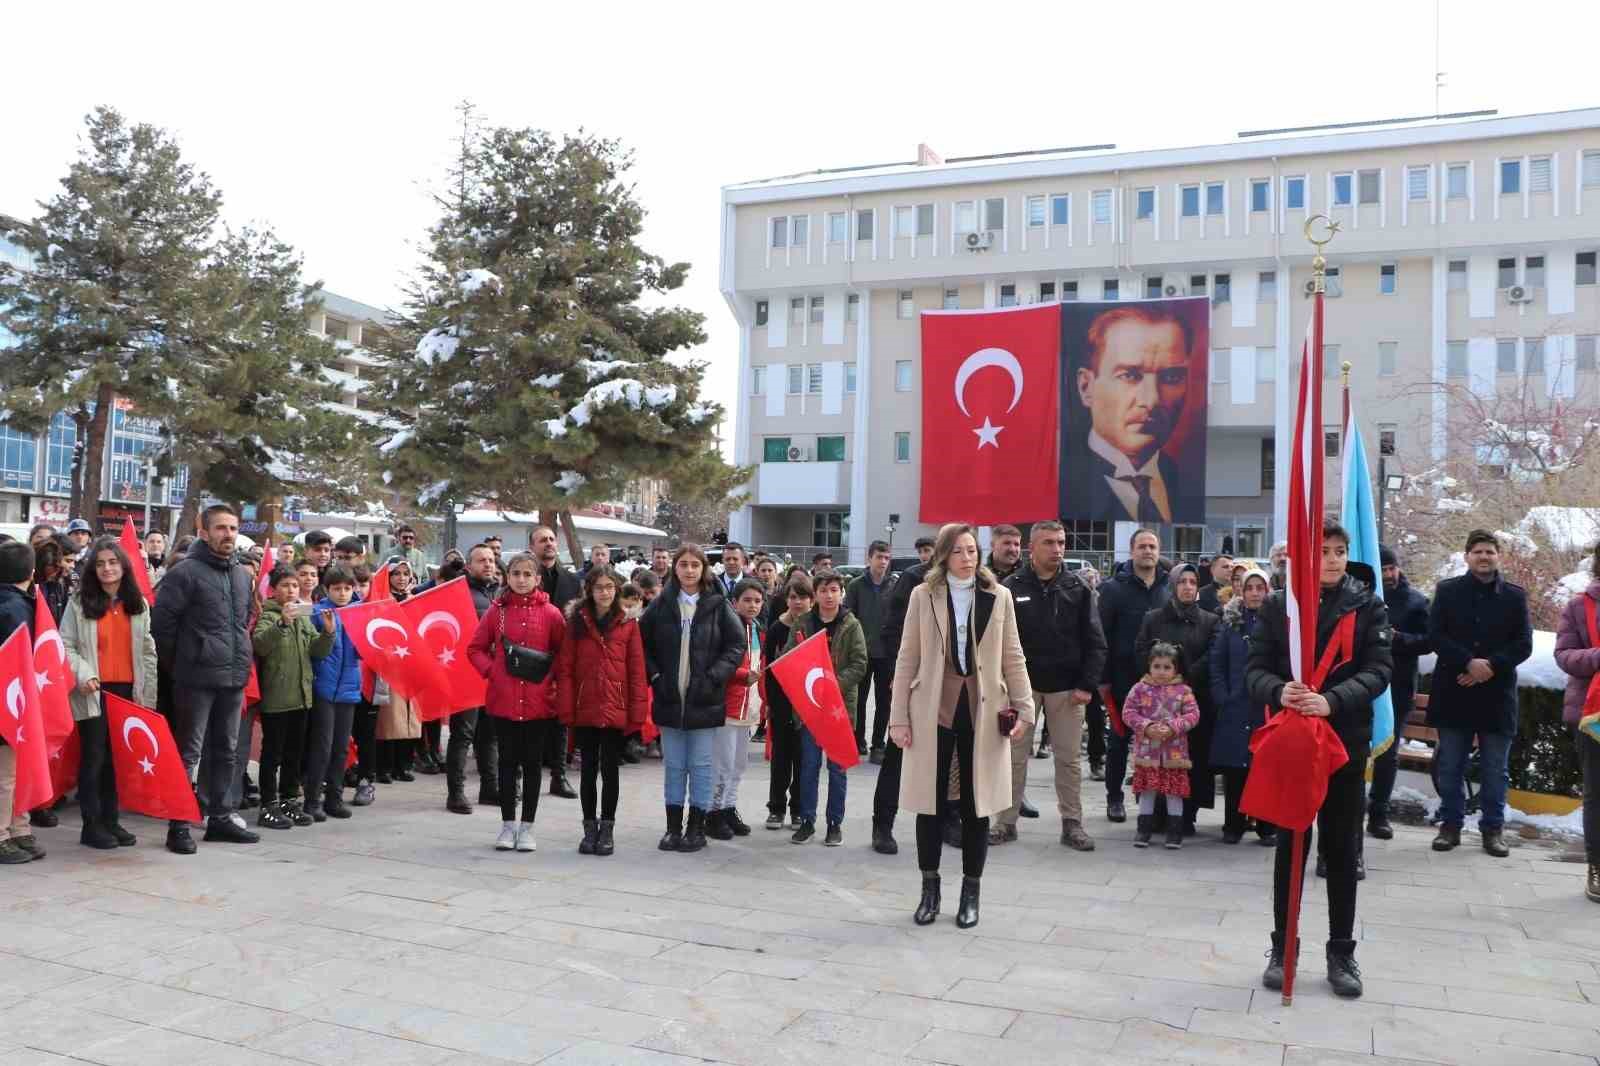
[373,120,745,554]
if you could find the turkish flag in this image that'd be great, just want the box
[120,517,155,604]
[257,542,276,599]
[32,593,75,755]
[48,726,80,804]
[338,577,485,722]
[920,304,1060,523]
[769,629,859,770]
[359,564,391,702]
[0,628,55,816]
[104,691,200,822]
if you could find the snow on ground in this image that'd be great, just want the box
[1417,629,1563,690]
[1518,505,1600,552]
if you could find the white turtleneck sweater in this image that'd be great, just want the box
[949,574,976,673]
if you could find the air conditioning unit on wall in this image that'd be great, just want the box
[964,231,993,251]
[1507,285,1531,304]
[1164,283,1182,297]
[787,445,812,462]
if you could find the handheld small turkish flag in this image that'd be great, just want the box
[339,577,485,722]
[257,542,276,599]
[769,629,859,770]
[32,592,75,754]
[49,726,80,805]
[104,691,200,822]
[359,563,392,702]
[119,517,155,604]
[0,627,55,817]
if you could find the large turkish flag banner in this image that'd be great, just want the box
[32,593,75,755]
[920,305,1061,524]
[104,691,200,822]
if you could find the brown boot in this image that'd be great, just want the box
[1586,862,1599,903]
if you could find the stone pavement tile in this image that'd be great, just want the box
[2,922,98,962]
[50,941,213,985]
[855,991,1018,1037]
[511,994,670,1044]
[72,1027,294,1066]
[156,962,332,1013]
[0,956,96,1001]
[1000,1011,1122,1050]
[1110,1019,1285,1065]
[653,940,823,980]
[366,1005,579,1063]
[1380,1004,1600,1060]
[542,945,727,991]
[553,979,803,1036]
[909,1027,1143,1066]
[781,1009,933,1056]
[946,977,1198,1030]
[488,915,678,958]
[0,1049,82,1065]
[248,1019,458,1065]
[1001,965,1252,1013]
[1582,980,1600,1001]
[328,963,537,1019]
[961,932,1111,973]
[1282,1047,1444,1066]
[803,959,962,997]
[701,972,865,1014]
[1360,922,1491,950]
[0,1009,143,1057]
[1443,985,1600,1031]
[639,1018,919,1066]
[538,1042,720,1065]
[1040,924,1169,954]
[165,1000,295,1044]
[1190,999,1390,1054]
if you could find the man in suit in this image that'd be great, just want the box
[717,542,747,596]
[1067,305,1202,523]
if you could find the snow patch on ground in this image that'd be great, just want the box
[531,372,563,388]
[378,428,414,456]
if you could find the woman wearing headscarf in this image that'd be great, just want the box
[375,559,424,784]
[1134,562,1220,836]
[1208,566,1276,845]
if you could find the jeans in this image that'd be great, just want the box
[303,697,355,810]
[1276,744,1367,943]
[258,708,308,805]
[915,689,988,879]
[659,726,714,810]
[767,702,802,818]
[174,685,245,824]
[798,729,846,826]
[227,701,256,811]
[1437,727,1512,831]
[711,723,750,810]
[855,657,893,751]
[1578,724,1599,864]
[496,717,554,823]
[1367,739,1399,818]
[77,683,134,828]
[575,726,624,821]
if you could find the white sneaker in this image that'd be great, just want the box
[495,823,517,851]
[515,822,536,852]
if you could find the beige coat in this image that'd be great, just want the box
[889,579,1035,818]
[59,594,159,720]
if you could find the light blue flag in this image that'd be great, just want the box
[1340,407,1395,761]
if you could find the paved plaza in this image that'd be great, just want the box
[1,744,1596,1066]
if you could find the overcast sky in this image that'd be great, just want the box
[6,2,1598,462]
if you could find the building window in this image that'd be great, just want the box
[955,200,976,233]
[844,362,857,393]
[942,287,959,310]
[1145,276,1163,299]
[1379,428,1396,456]
[816,435,846,462]
[755,300,769,326]
[1447,164,1469,199]
[1500,159,1521,195]
[1577,335,1597,371]
[1091,190,1112,224]
[1102,278,1119,300]
[1497,258,1517,289]
[809,296,824,324]
[1324,266,1343,298]
[1061,281,1078,301]
[1357,169,1381,205]
[894,205,914,237]
[790,296,805,326]
[998,283,1017,308]
[895,360,913,391]
[751,366,766,395]
[1210,349,1230,385]
[1530,156,1552,193]
[324,317,348,341]
[812,511,847,548]
[856,209,874,241]
[45,412,76,495]
[1379,263,1397,295]
[1284,176,1305,210]
[1173,526,1205,558]
[763,437,791,463]
[1136,188,1155,220]
[1038,281,1056,302]
[1447,260,1467,291]
[1213,274,1231,303]
[1323,344,1341,379]
[1250,179,1270,212]
[846,293,859,322]
[1181,185,1200,217]
[894,432,911,463]
[827,212,847,243]
[1446,341,1468,378]
[1062,519,1111,554]
[1259,271,1276,301]
[1260,437,1275,491]
[1406,165,1430,201]
[984,197,1005,232]
[1323,429,1340,459]
[0,423,38,492]
[1256,346,1276,383]
[1379,341,1397,377]
[1496,339,1518,374]
[1332,173,1353,207]
[1050,194,1069,226]
[1578,251,1598,286]
[1525,255,1545,289]
[807,363,823,393]
[897,290,914,319]
[1525,338,1546,375]
[1026,196,1046,228]
[791,216,808,247]
[916,203,934,236]
[1189,274,1208,296]
[787,365,804,394]
[771,217,788,248]
[1205,182,1225,215]
[1584,151,1600,187]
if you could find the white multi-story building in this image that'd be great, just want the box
[719,108,1600,564]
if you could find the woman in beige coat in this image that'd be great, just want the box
[889,523,1034,929]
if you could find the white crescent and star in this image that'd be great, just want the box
[34,629,64,666]
[416,611,462,666]
[121,715,159,775]
[4,678,21,719]
[952,347,1025,450]
[365,618,412,659]
[802,667,825,707]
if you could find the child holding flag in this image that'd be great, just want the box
[705,578,766,841]
[0,540,45,863]
[251,568,334,830]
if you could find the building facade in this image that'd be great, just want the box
[719,108,1600,564]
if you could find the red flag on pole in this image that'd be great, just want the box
[0,628,56,817]
[359,563,391,702]
[768,629,859,769]
[338,577,485,721]
[48,726,80,805]
[103,691,200,822]
[258,542,276,599]
[32,592,75,755]
[119,517,155,604]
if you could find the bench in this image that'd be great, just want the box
[1395,694,1436,772]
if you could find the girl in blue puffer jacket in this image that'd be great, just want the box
[305,566,362,821]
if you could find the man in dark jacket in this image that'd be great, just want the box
[844,540,898,762]
[1370,544,1432,839]
[985,524,1024,584]
[1246,518,1392,999]
[444,543,502,813]
[150,504,260,854]
[0,540,46,863]
[1000,521,1107,850]
[1096,528,1170,822]
[871,553,929,854]
[531,525,581,797]
[1134,564,1221,833]
[1198,554,1232,614]
[1426,530,1533,858]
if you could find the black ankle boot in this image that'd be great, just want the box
[596,819,615,856]
[956,876,981,929]
[1326,939,1364,998]
[1263,931,1297,991]
[679,807,707,852]
[1133,814,1153,848]
[658,805,683,851]
[913,872,941,925]
[579,819,598,855]
[705,808,733,841]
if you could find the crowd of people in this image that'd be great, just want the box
[1,509,1597,1006]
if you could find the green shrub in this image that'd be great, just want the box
[1507,686,1583,797]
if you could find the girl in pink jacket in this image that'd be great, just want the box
[1121,642,1201,850]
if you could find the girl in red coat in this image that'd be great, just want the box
[556,565,648,856]
[467,552,566,854]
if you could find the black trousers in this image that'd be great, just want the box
[1219,765,1270,836]
[575,726,624,821]
[351,699,378,780]
[1275,744,1367,943]
[1084,692,1106,766]
[915,691,988,879]
[1579,724,1600,865]
[258,707,308,805]
[543,721,569,772]
[303,697,355,809]
[874,737,903,830]
[78,683,134,827]
[497,718,555,823]
[423,719,443,757]
[377,739,414,776]
[1367,740,1399,818]
[855,657,893,750]
[445,708,496,795]
[767,702,802,818]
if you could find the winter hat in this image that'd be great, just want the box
[1379,544,1398,568]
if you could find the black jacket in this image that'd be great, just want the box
[881,561,929,669]
[1004,564,1107,694]
[639,586,746,731]
[151,539,255,689]
[843,570,898,659]
[1097,564,1171,701]
[1197,584,1223,615]
[466,575,497,618]
[1426,572,1532,736]
[1246,574,1394,755]
[1382,574,1432,726]
[0,584,31,749]
[540,563,581,612]
[1134,598,1220,702]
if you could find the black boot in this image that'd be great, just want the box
[80,821,118,850]
[446,791,473,815]
[705,809,734,841]
[1367,813,1394,840]
[956,876,981,929]
[549,772,577,799]
[596,819,615,856]
[679,808,707,852]
[1326,939,1364,998]
[579,819,598,855]
[913,871,941,925]
[1263,931,1296,991]
[871,824,899,855]
[658,805,684,851]
[725,808,751,837]
[1133,814,1153,848]
[1164,820,1184,850]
